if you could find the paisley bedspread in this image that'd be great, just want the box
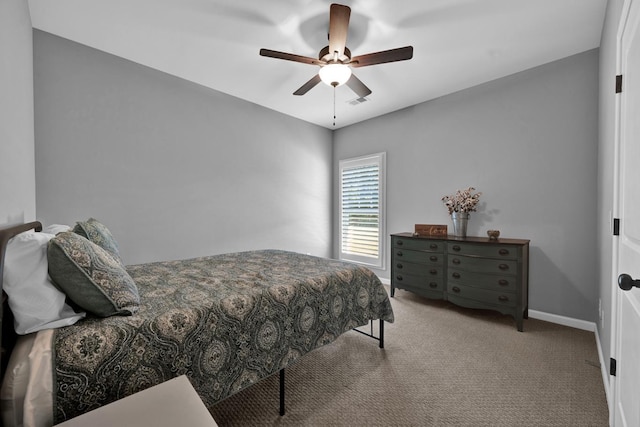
[51,250,394,422]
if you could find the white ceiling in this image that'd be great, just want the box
[27,0,607,129]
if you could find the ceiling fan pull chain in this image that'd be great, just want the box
[333,85,337,126]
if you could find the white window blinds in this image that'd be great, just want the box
[339,153,386,268]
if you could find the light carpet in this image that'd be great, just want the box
[210,287,609,426]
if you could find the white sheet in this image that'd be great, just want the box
[1,330,54,427]
[1,334,34,427]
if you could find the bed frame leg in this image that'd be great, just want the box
[278,321,383,416]
[279,368,285,416]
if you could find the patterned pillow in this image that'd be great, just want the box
[47,232,139,317]
[73,218,121,263]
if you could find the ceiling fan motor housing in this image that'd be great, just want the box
[319,45,351,63]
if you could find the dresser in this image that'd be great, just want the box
[391,233,530,331]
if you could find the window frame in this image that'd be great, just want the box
[338,152,386,269]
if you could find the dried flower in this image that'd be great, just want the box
[441,187,482,214]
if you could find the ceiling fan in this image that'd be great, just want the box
[259,3,413,98]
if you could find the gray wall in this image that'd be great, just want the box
[0,0,36,226]
[334,50,600,322]
[33,31,333,264]
[31,25,603,325]
[597,0,625,402]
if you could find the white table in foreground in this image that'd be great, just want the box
[55,375,218,427]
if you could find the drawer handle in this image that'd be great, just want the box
[498,264,509,271]
[452,245,461,252]
[396,263,403,269]
[498,295,509,302]
[498,279,509,286]
[452,258,461,265]
[429,255,438,262]
[452,272,461,279]
[452,286,461,293]
[396,250,403,257]
[397,240,404,246]
[396,275,403,281]
[499,249,509,256]
[429,269,438,275]
[430,244,438,250]
[429,282,438,289]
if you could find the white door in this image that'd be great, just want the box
[614,0,640,425]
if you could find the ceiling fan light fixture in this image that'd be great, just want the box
[319,63,352,87]
[260,4,412,99]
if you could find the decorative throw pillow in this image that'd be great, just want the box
[47,232,139,317]
[72,218,122,263]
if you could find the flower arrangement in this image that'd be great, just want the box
[441,187,482,214]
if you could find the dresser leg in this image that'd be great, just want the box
[391,285,395,297]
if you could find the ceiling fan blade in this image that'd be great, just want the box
[293,74,322,96]
[260,48,324,66]
[328,4,351,58]
[350,46,414,68]
[346,74,372,98]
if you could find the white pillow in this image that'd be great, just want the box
[42,224,71,235]
[3,228,85,334]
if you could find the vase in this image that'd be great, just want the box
[451,212,469,237]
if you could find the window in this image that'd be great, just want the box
[339,152,386,268]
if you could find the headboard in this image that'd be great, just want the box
[0,221,43,380]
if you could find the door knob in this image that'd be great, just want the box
[618,273,640,291]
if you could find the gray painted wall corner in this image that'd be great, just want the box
[0,0,36,225]
[334,49,600,323]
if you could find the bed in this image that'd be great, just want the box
[0,220,393,426]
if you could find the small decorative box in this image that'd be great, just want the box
[414,224,448,237]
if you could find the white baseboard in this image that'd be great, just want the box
[528,310,596,332]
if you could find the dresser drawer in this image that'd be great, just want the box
[393,261,443,278]
[447,242,519,260]
[393,237,444,252]
[448,254,517,275]
[393,272,444,292]
[447,284,516,308]
[393,248,443,265]
[448,270,517,292]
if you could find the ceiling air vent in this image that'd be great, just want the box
[347,97,369,106]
